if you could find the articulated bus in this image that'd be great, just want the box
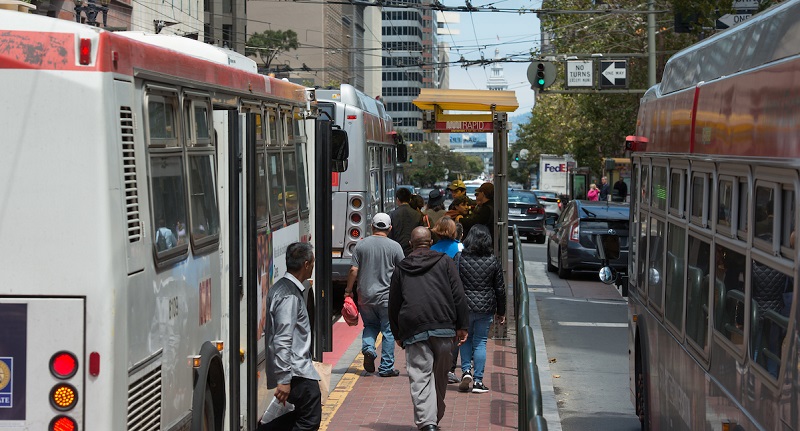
[627,2,800,430]
[315,85,406,298]
[0,12,339,431]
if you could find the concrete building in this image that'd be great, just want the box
[486,48,509,91]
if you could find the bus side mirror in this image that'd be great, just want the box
[396,142,408,163]
[331,128,349,173]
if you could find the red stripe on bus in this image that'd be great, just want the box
[689,85,701,153]
[332,172,340,187]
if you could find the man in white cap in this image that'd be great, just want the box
[344,213,405,376]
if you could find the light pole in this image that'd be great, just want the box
[74,0,110,27]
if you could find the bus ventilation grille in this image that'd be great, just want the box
[120,106,142,243]
[126,364,162,430]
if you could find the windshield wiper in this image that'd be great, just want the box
[581,207,597,218]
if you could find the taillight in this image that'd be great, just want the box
[351,197,363,209]
[570,224,580,242]
[50,352,78,379]
[557,199,562,209]
[79,38,91,65]
[350,213,362,224]
[50,383,78,411]
[349,228,361,238]
[527,207,544,215]
[49,415,78,431]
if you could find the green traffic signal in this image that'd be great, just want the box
[537,78,545,86]
[409,156,413,163]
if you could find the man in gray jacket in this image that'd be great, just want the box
[261,242,321,430]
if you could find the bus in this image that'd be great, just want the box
[627,2,800,430]
[315,85,406,299]
[0,12,341,431]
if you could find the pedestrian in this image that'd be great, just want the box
[430,216,461,258]
[424,189,447,227]
[454,224,506,393]
[390,187,424,256]
[599,176,610,201]
[260,242,321,431]
[460,182,494,240]
[410,194,430,227]
[587,184,599,201]
[388,227,469,431]
[445,195,470,223]
[344,213,405,377]
[613,178,628,202]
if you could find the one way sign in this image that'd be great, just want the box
[600,60,627,88]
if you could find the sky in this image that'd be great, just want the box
[438,0,543,117]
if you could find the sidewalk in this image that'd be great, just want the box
[320,263,563,431]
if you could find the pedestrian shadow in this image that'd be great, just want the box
[488,372,519,395]
[358,422,416,430]
[489,398,517,428]
[491,349,516,368]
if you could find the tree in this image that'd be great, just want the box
[245,30,299,70]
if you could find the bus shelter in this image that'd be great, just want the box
[413,89,519,282]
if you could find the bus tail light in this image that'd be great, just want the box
[351,197,363,209]
[89,352,100,376]
[50,384,78,411]
[570,225,580,242]
[50,351,78,379]
[50,415,78,431]
[349,228,361,239]
[350,213,362,224]
[79,38,91,65]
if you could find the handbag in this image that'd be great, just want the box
[342,296,359,326]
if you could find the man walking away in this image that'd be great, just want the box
[390,187,424,256]
[599,176,610,202]
[613,178,628,202]
[344,213,405,377]
[389,227,469,431]
[261,242,321,431]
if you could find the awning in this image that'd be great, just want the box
[413,89,518,112]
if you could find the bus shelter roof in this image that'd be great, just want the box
[413,89,519,112]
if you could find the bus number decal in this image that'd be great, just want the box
[168,296,179,320]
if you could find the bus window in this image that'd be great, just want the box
[713,245,746,348]
[147,95,179,145]
[282,151,300,216]
[669,169,685,217]
[267,151,285,225]
[640,163,650,206]
[384,169,395,209]
[690,174,707,225]
[188,154,220,242]
[651,165,667,212]
[647,218,665,309]
[686,236,711,350]
[737,179,749,239]
[754,183,776,242]
[369,170,380,214]
[781,187,795,254]
[267,108,279,146]
[255,151,269,224]
[283,111,294,143]
[665,223,686,331]
[750,259,790,378]
[296,144,309,213]
[151,155,187,253]
[717,179,733,232]
[255,112,264,141]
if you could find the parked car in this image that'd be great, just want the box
[546,200,629,279]
[531,190,563,222]
[507,190,546,243]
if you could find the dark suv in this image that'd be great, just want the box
[546,200,629,279]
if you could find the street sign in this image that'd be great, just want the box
[566,60,593,88]
[600,60,627,88]
[732,0,758,9]
[429,121,494,133]
[511,161,519,169]
[716,13,753,29]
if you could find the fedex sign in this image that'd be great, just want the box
[544,163,567,172]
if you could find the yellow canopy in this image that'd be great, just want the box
[413,89,519,112]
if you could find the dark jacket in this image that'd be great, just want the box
[599,183,610,201]
[455,252,506,316]
[460,202,494,240]
[388,248,470,343]
[390,203,424,256]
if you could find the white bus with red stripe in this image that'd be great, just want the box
[0,11,328,431]
[315,85,406,303]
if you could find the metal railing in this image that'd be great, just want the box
[512,226,548,431]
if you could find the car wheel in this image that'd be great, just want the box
[557,248,571,279]
[546,243,557,272]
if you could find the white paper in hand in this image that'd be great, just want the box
[260,396,295,424]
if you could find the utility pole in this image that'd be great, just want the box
[648,0,656,87]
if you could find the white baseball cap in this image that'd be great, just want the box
[372,213,391,229]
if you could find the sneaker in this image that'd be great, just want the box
[472,381,489,393]
[447,371,459,384]
[363,351,376,373]
[378,369,400,377]
[458,372,473,392]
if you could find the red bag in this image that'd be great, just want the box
[342,296,359,326]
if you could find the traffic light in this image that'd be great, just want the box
[409,154,413,163]
[514,153,520,162]
[527,61,556,90]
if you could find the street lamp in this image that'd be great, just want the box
[74,0,110,27]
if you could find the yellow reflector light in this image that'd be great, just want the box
[50,384,78,411]
[351,198,363,209]
[215,340,224,352]
[190,355,202,368]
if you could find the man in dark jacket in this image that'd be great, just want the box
[390,187,424,256]
[388,227,469,431]
[460,182,494,240]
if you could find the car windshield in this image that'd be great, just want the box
[534,191,558,199]
[509,191,538,204]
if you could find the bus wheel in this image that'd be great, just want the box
[636,351,650,430]
[201,387,216,431]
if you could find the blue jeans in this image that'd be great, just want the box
[360,303,396,374]
[460,312,493,381]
